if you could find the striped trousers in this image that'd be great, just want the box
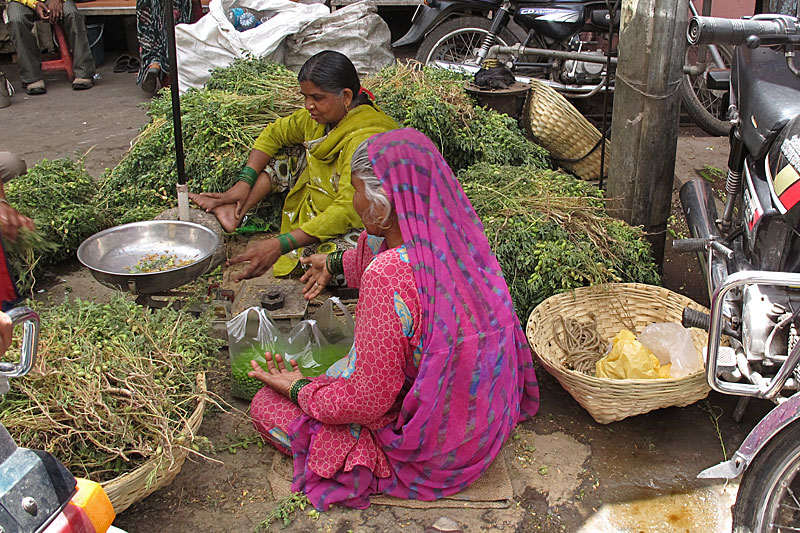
[5,0,95,84]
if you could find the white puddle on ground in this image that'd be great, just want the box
[578,482,738,533]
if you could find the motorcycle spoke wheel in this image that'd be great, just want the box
[680,44,733,137]
[733,421,800,532]
[415,16,517,71]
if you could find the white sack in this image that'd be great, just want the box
[176,0,329,92]
[285,1,394,76]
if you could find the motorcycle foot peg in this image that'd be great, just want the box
[683,307,711,331]
[672,238,707,253]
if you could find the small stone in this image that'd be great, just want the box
[430,516,461,532]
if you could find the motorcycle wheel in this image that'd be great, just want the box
[415,16,518,69]
[680,43,733,137]
[732,420,800,532]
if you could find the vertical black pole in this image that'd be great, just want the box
[165,0,186,186]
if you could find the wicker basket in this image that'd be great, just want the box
[526,284,713,424]
[101,373,207,513]
[523,78,611,182]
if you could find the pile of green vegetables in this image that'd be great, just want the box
[5,158,108,294]
[98,59,302,227]
[460,163,660,322]
[0,296,222,482]
[366,62,549,171]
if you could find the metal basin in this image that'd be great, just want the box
[77,220,221,294]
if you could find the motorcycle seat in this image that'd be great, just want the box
[736,47,800,159]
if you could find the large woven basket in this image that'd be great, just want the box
[526,284,712,424]
[101,373,207,513]
[523,78,611,182]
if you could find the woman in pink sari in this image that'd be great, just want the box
[248,128,539,510]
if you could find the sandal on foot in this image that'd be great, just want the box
[72,77,93,90]
[140,63,160,94]
[113,54,132,73]
[25,80,46,95]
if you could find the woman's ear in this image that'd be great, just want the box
[341,88,354,108]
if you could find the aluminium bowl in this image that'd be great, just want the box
[77,220,221,295]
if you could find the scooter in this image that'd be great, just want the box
[396,0,732,136]
[0,307,119,533]
[676,12,800,532]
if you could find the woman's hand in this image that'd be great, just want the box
[227,238,283,282]
[248,353,305,398]
[300,253,332,300]
[0,311,12,357]
[0,202,35,243]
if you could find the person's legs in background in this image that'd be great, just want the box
[61,0,95,89]
[0,152,26,183]
[4,2,45,93]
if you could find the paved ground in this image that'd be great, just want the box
[0,48,762,533]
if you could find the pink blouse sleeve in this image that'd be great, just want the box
[297,256,412,425]
[342,232,381,289]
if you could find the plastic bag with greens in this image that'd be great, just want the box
[226,307,287,401]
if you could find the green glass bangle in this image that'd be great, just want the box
[236,166,258,187]
[277,234,291,254]
[286,233,299,249]
[325,252,333,275]
[328,250,345,275]
[289,378,311,404]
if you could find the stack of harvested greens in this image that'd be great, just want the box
[98,59,303,227]
[98,58,549,225]
[4,157,108,294]
[460,163,660,322]
[365,62,549,172]
[0,296,222,482]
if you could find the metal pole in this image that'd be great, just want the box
[165,0,190,220]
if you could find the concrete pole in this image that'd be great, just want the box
[607,0,689,268]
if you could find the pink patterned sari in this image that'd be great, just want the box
[254,129,539,509]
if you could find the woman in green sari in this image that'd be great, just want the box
[190,51,397,279]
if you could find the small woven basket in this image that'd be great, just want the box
[523,78,611,181]
[526,284,712,424]
[101,373,207,513]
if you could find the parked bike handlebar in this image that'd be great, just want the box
[688,15,799,45]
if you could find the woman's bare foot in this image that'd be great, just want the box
[189,192,227,212]
[210,203,243,233]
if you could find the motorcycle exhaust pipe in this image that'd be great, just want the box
[679,178,730,297]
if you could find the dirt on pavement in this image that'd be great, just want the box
[0,52,764,533]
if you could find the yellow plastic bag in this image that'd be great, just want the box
[595,329,671,379]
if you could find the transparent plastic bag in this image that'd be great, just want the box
[226,307,288,401]
[285,298,354,377]
[315,297,355,346]
[638,322,703,378]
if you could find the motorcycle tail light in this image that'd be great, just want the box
[423,0,439,7]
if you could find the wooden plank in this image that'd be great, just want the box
[75,0,209,16]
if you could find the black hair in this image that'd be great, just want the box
[297,50,373,108]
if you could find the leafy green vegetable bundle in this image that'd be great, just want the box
[0,296,222,482]
[460,163,660,321]
[366,62,549,172]
[5,157,108,293]
[98,59,303,227]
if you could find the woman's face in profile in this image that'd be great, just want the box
[351,175,382,236]
[300,81,352,126]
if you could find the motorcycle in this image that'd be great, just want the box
[394,0,732,136]
[0,307,120,533]
[676,13,800,532]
